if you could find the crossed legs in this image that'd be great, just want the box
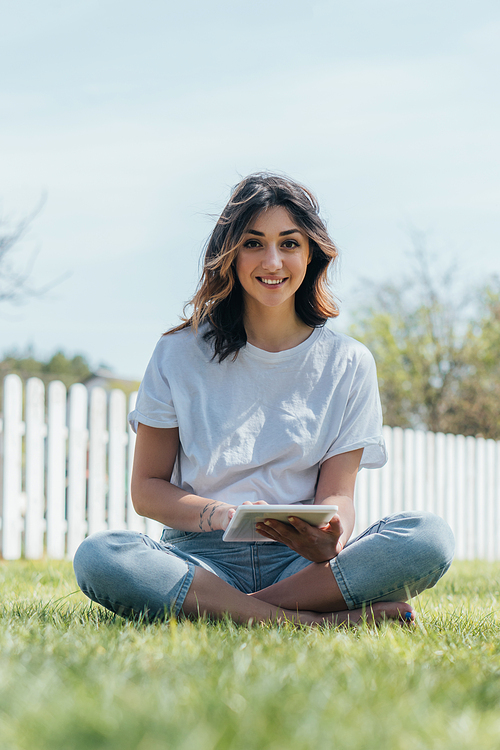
[183,562,416,626]
[161,510,456,626]
[74,511,455,627]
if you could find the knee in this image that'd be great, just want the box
[73,530,136,593]
[397,511,455,574]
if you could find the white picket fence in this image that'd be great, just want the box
[0,374,162,561]
[0,373,499,561]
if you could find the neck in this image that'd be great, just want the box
[243,300,313,353]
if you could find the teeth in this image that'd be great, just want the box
[260,278,285,285]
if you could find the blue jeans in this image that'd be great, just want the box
[73,511,455,619]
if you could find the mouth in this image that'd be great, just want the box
[257,277,288,287]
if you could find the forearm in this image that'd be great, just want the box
[132,477,234,532]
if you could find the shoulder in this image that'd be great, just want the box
[152,325,213,365]
[316,327,376,368]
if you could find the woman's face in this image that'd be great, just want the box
[235,206,311,312]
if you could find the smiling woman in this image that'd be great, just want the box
[170,172,340,360]
[73,172,455,628]
[237,206,310,302]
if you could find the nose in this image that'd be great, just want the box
[261,244,282,272]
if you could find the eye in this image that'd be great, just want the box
[243,239,262,249]
[282,239,299,250]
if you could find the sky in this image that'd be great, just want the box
[1,0,499,380]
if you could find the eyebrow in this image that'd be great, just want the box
[245,228,301,237]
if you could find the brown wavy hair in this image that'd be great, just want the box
[167,172,339,361]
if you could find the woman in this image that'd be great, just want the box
[74,173,455,626]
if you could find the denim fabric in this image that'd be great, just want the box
[73,511,455,619]
[331,511,455,609]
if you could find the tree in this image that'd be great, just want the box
[0,200,45,304]
[439,283,500,438]
[349,250,500,438]
[0,196,67,306]
[0,349,93,390]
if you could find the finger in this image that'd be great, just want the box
[258,520,287,535]
[287,518,321,542]
[287,516,312,533]
[255,523,279,540]
[328,514,342,528]
[253,500,269,505]
[256,520,291,538]
[262,520,301,543]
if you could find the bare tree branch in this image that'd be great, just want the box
[0,194,69,304]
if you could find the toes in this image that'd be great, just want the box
[370,602,416,625]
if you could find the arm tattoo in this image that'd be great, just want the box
[207,503,218,530]
[199,501,221,531]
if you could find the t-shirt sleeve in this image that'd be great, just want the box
[320,347,387,470]
[128,340,178,433]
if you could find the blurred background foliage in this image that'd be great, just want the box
[349,246,500,438]
[0,349,93,390]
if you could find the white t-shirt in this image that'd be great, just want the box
[128,325,387,507]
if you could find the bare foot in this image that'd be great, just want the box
[267,602,416,629]
[311,601,417,628]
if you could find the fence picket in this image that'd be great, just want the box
[127,393,145,533]
[414,430,426,511]
[108,390,127,530]
[485,440,496,562]
[67,384,89,559]
[46,381,67,559]
[425,432,435,515]
[403,429,415,512]
[454,435,466,560]
[145,516,164,541]
[354,467,369,536]
[465,436,476,560]
[368,462,381,525]
[444,434,456,536]
[475,437,487,559]
[88,388,108,535]
[25,378,46,559]
[495,442,500,561]
[392,427,404,511]
[1,374,24,559]
[434,432,446,520]
[380,425,393,517]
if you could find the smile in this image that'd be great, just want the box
[257,277,287,286]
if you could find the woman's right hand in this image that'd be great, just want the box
[213,503,237,531]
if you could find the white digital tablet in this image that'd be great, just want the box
[222,504,338,543]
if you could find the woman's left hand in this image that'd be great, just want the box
[255,514,344,562]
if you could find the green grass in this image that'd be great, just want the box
[0,561,499,750]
